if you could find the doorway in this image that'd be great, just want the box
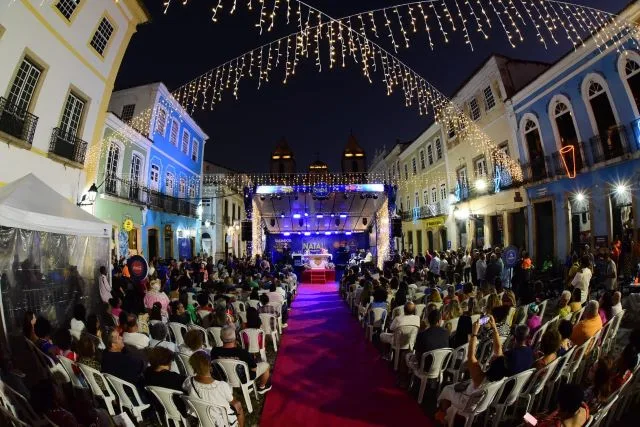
[474,216,485,249]
[164,225,173,260]
[148,229,158,260]
[427,231,434,253]
[416,230,423,255]
[490,215,504,247]
[407,231,414,254]
[440,228,447,250]
[510,209,526,250]
[569,199,591,254]
[534,201,554,263]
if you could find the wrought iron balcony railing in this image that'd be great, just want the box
[103,174,198,218]
[400,204,444,221]
[588,124,630,165]
[48,127,88,165]
[0,97,38,145]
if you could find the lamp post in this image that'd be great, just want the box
[77,183,99,207]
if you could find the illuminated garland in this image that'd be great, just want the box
[376,199,390,269]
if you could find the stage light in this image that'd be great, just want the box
[298,218,304,227]
[293,213,301,219]
[575,192,586,202]
[615,184,628,195]
[270,218,276,227]
[280,213,285,218]
[324,232,332,235]
[304,232,311,236]
[335,218,340,226]
[316,214,324,218]
[339,214,347,218]
[314,231,319,235]
[362,218,368,225]
[260,195,265,201]
[345,232,352,235]
[475,179,487,191]
[304,212,309,217]
[283,232,290,236]
[276,194,282,200]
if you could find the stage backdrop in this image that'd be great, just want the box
[266,233,369,265]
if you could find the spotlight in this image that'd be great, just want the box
[283,232,290,236]
[293,213,301,219]
[270,218,276,227]
[339,214,347,218]
[362,218,368,225]
[304,232,311,236]
[575,192,585,202]
[330,213,335,217]
[615,184,628,195]
[345,232,352,236]
[324,231,332,236]
[260,195,265,201]
[280,213,285,218]
[298,218,304,227]
[335,218,340,226]
[304,212,309,217]
[316,214,324,218]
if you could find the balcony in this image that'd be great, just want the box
[401,204,443,221]
[48,127,88,166]
[103,174,198,218]
[588,125,630,164]
[0,97,38,146]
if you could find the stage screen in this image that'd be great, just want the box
[265,233,369,265]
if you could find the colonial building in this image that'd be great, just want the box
[105,83,208,260]
[201,161,245,260]
[446,54,549,251]
[510,3,640,262]
[270,138,296,173]
[0,0,148,199]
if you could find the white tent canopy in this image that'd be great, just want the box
[0,174,109,238]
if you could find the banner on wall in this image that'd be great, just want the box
[178,238,192,259]
[265,233,369,263]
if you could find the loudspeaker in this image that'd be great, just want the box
[392,217,402,237]
[241,221,252,241]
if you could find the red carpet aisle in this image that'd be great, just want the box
[260,282,434,427]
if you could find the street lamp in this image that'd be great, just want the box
[77,183,98,206]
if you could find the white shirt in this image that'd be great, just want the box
[611,302,623,317]
[389,314,421,331]
[267,291,285,305]
[463,255,472,268]
[429,257,441,275]
[571,268,592,304]
[605,259,617,290]
[364,252,373,263]
[123,331,150,349]
[182,377,236,425]
[99,274,111,303]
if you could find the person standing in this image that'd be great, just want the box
[462,250,472,283]
[476,252,487,287]
[429,251,441,283]
[604,251,617,291]
[98,266,111,304]
[571,256,592,304]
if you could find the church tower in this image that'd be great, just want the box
[270,138,296,174]
[341,132,367,173]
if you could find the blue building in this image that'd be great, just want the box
[108,83,208,261]
[510,4,640,262]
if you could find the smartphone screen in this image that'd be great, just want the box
[479,315,490,326]
[523,413,538,426]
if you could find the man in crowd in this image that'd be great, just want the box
[414,309,450,361]
[571,300,603,346]
[380,302,420,360]
[102,328,145,387]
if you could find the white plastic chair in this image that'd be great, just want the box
[366,308,387,342]
[104,373,151,422]
[514,305,528,325]
[146,385,188,427]
[561,341,588,385]
[188,324,211,348]
[570,306,585,324]
[259,313,279,352]
[517,357,560,414]
[445,343,469,384]
[530,321,550,352]
[391,305,404,321]
[178,353,195,376]
[411,348,453,404]
[450,378,505,427]
[181,395,230,427]
[56,355,85,389]
[538,298,549,320]
[77,363,118,416]
[267,302,284,333]
[24,339,69,384]
[240,328,267,362]
[232,301,246,315]
[391,325,419,371]
[206,327,224,348]
[414,303,426,319]
[487,369,535,426]
[212,359,258,413]
[414,293,425,303]
[168,322,189,346]
[444,317,459,335]
[601,310,625,355]
[246,300,260,310]
[585,394,619,427]
[0,380,49,427]
[0,406,30,427]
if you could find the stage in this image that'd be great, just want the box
[300,268,336,284]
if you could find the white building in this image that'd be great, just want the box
[201,162,245,260]
[0,0,149,200]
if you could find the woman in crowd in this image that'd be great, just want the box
[427,288,442,305]
[571,256,592,304]
[169,301,191,325]
[534,329,561,369]
[52,328,77,361]
[527,384,589,427]
[569,288,583,313]
[144,278,170,319]
[183,351,245,427]
[22,310,37,342]
[451,297,475,348]
[442,299,462,322]
[584,357,616,412]
[526,303,542,337]
[245,307,261,329]
[370,287,388,310]
[70,304,86,338]
[484,293,501,315]
[557,290,572,319]
[359,281,373,308]
[557,319,574,357]
[598,291,614,325]
[179,330,206,356]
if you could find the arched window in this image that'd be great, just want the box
[105,142,120,194]
[179,177,186,197]
[522,116,547,181]
[550,97,582,170]
[621,55,640,114]
[150,164,160,191]
[583,75,622,161]
[165,172,175,196]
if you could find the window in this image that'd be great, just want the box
[55,0,80,20]
[475,157,488,177]
[169,119,179,146]
[584,76,620,160]
[128,228,138,251]
[105,142,120,194]
[232,203,236,221]
[165,172,175,196]
[179,177,186,197]
[419,150,426,169]
[406,195,410,210]
[390,164,395,179]
[192,139,199,161]
[411,157,417,175]
[427,144,434,165]
[448,122,456,139]
[189,183,196,198]
[202,198,211,207]
[624,57,640,111]
[523,117,547,180]
[90,17,114,56]
[457,167,468,187]
[155,107,167,135]
[404,164,408,180]
[435,139,442,160]
[498,141,509,157]
[150,164,160,191]
[423,190,429,206]
[440,184,447,200]
[181,129,190,154]
[7,59,42,112]
[469,98,481,121]
[59,93,85,137]
[414,192,419,208]
[483,85,496,110]
[121,104,135,122]
[130,154,142,184]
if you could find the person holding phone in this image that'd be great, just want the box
[435,315,508,424]
[524,383,589,426]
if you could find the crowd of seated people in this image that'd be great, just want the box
[342,245,639,426]
[0,254,297,427]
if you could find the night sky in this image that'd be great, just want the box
[115,0,629,172]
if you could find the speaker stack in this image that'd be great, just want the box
[241,220,252,241]
[392,217,402,237]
